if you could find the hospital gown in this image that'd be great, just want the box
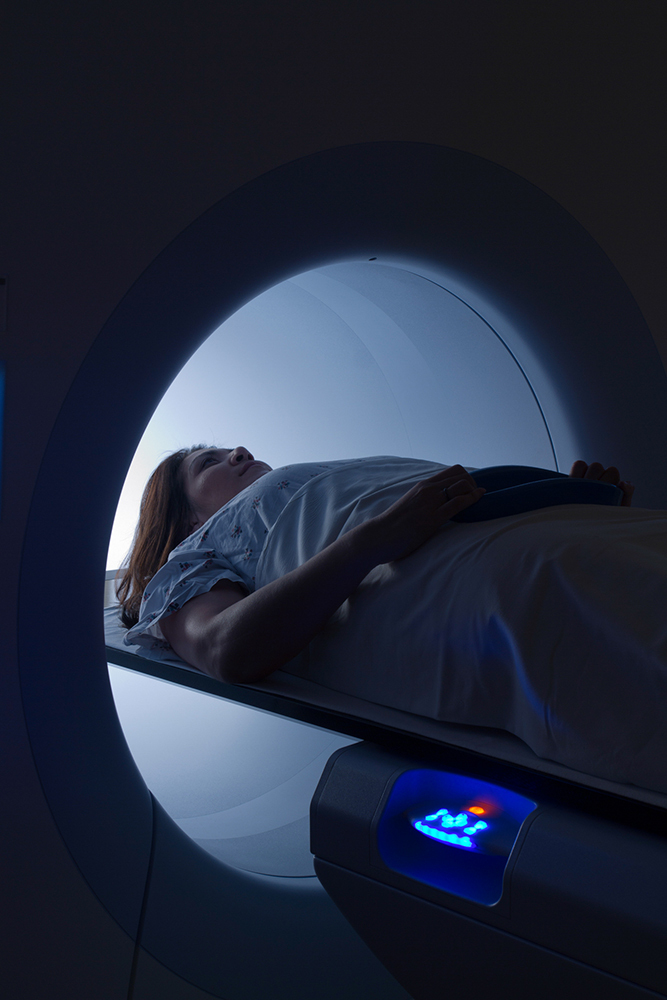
[126,456,667,794]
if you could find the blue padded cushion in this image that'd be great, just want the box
[452,466,623,523]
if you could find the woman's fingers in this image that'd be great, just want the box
[570,461,621,485]
[582,461,605,480]
[443,478,484,501]
[424,466,485,508]
[570,459,633,505]
[619,482,635,507]
[425,465,479,490]
[372,472,486,562]
[428,465,475,479]
[598,466,620,485]
[448,486,487,508]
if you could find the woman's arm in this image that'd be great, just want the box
[160,465,486,684]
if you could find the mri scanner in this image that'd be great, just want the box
[16,142,667,998]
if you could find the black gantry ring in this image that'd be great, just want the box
[444,487,450,500]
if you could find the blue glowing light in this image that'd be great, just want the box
[412,807,489,851]
[378,769,536,904]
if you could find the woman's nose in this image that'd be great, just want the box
[230,447,253,463]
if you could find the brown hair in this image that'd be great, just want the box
[116,445,211,628]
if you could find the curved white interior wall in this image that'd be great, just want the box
[108,261,556,569]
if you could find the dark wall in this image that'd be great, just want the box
[2,3,666,992]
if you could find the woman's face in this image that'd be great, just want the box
[182,446,272,530]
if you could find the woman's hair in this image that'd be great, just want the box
[116,444,211,628]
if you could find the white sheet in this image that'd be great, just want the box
[255,470,667,796]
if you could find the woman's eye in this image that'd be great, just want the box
[201,457,216,468]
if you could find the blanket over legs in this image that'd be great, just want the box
[256,459,667,794]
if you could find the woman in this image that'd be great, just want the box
[120,446,667,793]
[120,448,492,678]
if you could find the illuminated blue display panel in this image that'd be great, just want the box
[377,769,536,905]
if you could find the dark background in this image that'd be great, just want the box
[2,1,666,993]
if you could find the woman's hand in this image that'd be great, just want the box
[569,460,634,507]
[363,465,486,563]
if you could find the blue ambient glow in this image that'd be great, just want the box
[377,768,537,905]
[412,808,489,850]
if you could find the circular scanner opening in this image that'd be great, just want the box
[107,258,557,877]
[108,260,556,567]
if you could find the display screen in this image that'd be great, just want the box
[377,768,537,905]
[412,806,489,851]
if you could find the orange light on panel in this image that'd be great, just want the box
[466,800,501,817]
